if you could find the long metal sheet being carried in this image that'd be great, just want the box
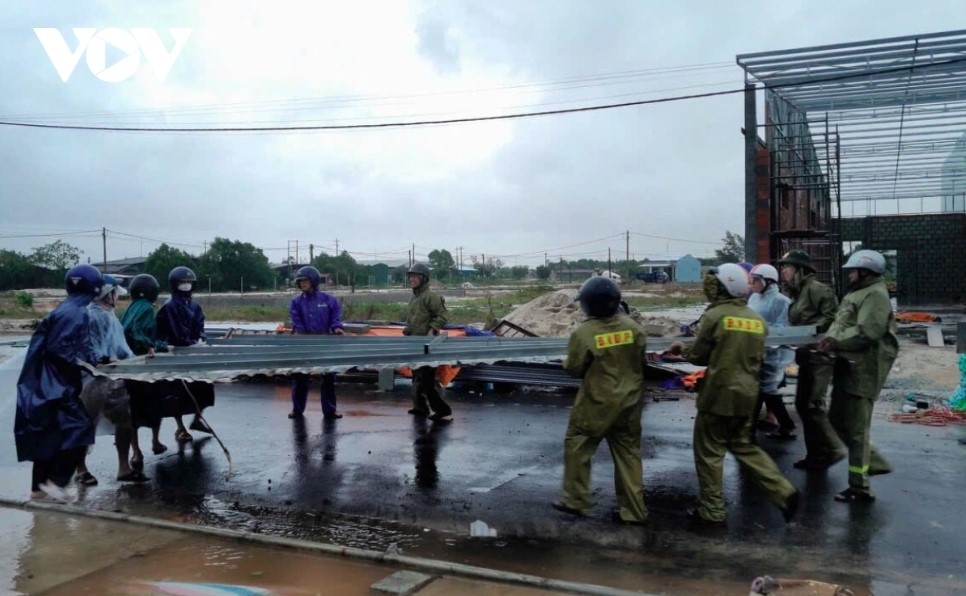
[83,325,819,384]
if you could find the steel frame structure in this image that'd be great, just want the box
[737,30,966,288]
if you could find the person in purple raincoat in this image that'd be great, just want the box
[15,264,102,503]
[288,266,345,420]
[155,266,215,443]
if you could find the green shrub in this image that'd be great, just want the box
[14,292,33,309]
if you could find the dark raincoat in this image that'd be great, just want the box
[156,293,206,346]
[151,291,214,418]
[14,293,97,462]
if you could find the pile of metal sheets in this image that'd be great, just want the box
[85,326,819,384]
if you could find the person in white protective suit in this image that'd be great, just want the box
[747,264,797,441]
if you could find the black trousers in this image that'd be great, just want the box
[31,446,87,490]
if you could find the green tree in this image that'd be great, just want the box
[535,265,551,280]
[313,250,359,287]
[201,237,275,292]
[29,240,82,272]
[471,255,497,278]
[427,249,455,278]
[145,244,198,290]
[714,231,744,264]
[509,265,529,280]
[0,249,35,290]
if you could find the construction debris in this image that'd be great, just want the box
[497,290,684,338]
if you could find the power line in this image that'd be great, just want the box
[106,229,204,249]
[0,87,746,133]
[0,229,101,239]
[630,231,720,245]
[0,61,734,122]
[3,56,964,134]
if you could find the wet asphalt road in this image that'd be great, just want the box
[2,370,965,595]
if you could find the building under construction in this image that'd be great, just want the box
[737,30,966,305]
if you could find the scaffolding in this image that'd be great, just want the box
[737,30,966,293]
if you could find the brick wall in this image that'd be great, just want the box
[754,146,771,261]
[835,213,966,304]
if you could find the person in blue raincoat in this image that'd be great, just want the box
[748,264,797,441]
[74,274,146,486]
[15,264,102,503]
[155,266,215,443]
[288,266,345,420]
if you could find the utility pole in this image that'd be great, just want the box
[309,243,314,261]
[626,230,631,280]
[412,243,415,265]
[608,247,612,276]
[295,240,299,265]
[335,239,339,255]
[101,227,107,271]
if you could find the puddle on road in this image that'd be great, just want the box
[43,536,393,596]
[0,505,399,595]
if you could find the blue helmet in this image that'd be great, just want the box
[295,266,321,289]
[168,266,197,293]
[65,264,103,296]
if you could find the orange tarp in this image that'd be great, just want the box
[896,311,942,324]
[680,369,706,391]
[363,326,466,385]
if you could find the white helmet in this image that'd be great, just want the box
[714,263,751,298]
[750,264,779,283]
[843,250,886,274]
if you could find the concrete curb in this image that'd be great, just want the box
[0,497,655,596]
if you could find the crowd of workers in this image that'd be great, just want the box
[553,248,899,525]
[12,260,450,503]
[13,250,896,523]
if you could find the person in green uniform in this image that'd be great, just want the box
[776,251,844,470]
[552,276,649,525]
[817,250,897,503]
[402,262,452,421]
[667,263,799,525]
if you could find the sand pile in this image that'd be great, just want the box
[500,290,683,338]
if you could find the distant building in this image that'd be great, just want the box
[635,254,702,283]
[674,254,702,283]
[100,256,147,276]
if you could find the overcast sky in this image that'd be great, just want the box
[1,1,963,268]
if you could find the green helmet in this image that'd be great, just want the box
[776,250,815,273]
[408,262,431,279]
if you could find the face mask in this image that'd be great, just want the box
[177,283,193,292]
